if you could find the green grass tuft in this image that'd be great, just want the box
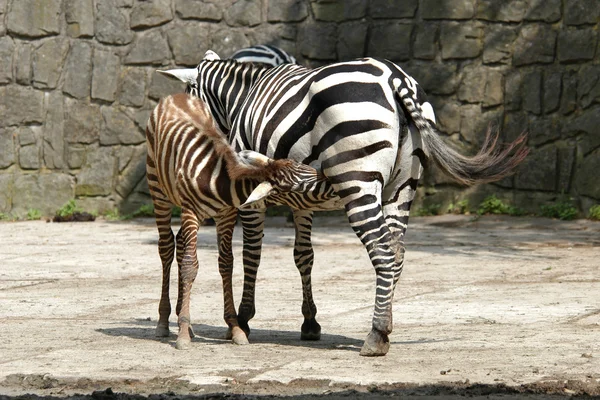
[540,199,578,220]
[477,195,525,216]
[588,205,600,221]
[26,209,42,220]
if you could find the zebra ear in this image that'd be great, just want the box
[238,150,271,167]
[156,68,197,85]
[203,50,221,61]
[242,181,274,207]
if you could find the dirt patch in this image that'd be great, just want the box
[1,215,599,398]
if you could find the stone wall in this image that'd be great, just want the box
[0,0,598,218]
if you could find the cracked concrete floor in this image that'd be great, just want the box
[0,215,599,397]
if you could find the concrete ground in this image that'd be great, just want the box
[0,215,599,398]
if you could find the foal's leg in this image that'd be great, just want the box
[175,208,200,350]
[292,209,321,340]
[215,208,249,345]
[152,195,175,338]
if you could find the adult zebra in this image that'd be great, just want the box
[160,52,528,356]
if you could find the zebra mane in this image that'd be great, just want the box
[165,93,287,183]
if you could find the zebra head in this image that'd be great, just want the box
[156,51,222,99]
[238,151,334,207]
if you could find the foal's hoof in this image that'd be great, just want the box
[300,318,321,341]
[230,326,250,345]
[359,329,390,357]
[175,337,192,350]
[155,325,170,337]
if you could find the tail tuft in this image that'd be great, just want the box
[397,88,529,186]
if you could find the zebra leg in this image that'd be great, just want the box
[152,197,175,338]
[292,210,321,340]
[340,188,397,356]
[175,222,195,339]
[175,208,200,350]
[215,208,249,345]
[235,209,266,337]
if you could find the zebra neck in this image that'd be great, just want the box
[199,60,270,135]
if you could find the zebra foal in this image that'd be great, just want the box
[146,93,337,349]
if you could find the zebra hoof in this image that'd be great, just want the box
[155,324,170,337]
[359,329,390,357]
[300,318,321,341]
[175,337,192,350]
[230,327,250,345]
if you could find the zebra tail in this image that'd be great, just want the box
[398,93,529,186]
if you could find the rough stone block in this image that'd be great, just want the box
[440,22,482,59]
[224,0,262,26]
[483,69,503,107]
[0,36,13,83]
[6,0,61,38]
[175,0,222,21]
[67,145,86,169]
[65,0,94,37]
[32,38,70,89]
[64,98,101,144]
[504,70,522,111]
[268,0,308,22]
[92,48,120,102]
[528,115,561,146]
[568,106,600,154]
[167,22,211,66]
[75,145,115,196]
[370,0,417,18]
[119,67,147,107]
[131,0,173,29]
[149,73,185,101]
[459,104,485,145]
[12,173,75,217]
[135,106,155,132]
[43,91,65,169]
[311,0,368,22]
[0,86,44,127]
[458,67,486,103]
[337,21,367,61]
[15,43,32,85]
[477,0,527,22]
[116,144,147,197]
[558,28,597,63]
[483,25,517,64]
[413,23,437,60]
[543,70,562,114]
[422,0,475,19]
[298,23,337,60]
[577,65,600,109]
[0,174,11,213]
[95,0,134,45]
[561,72,577,115]
[557,146,575,193]
[502,112,528,142]
[513,24,556,66]
[575,149,600,199]
[63,41,92,99]
[211,28,250,58]
[125,30,171,65]
[100,106,145,145]
[515,147,557,191]
[565,0,600,26]
[522,70,542,115]
[368,22,412,61]
[525,0,561,22]
[434,102,461,134]
[19,144,41,170]
[406,62,458,95]
[0,128,15,168]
